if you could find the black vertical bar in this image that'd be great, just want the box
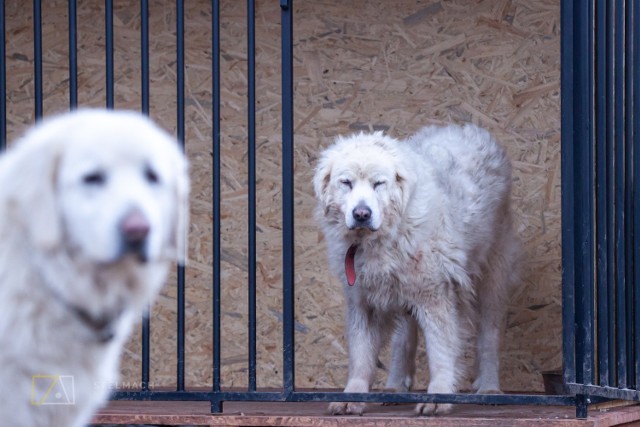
[140,0,150,393]
[560,0,577,387]
[576,394,589,419]
[176,0,186,392]
[68,0,77,109]
[633,0,640,391]
[624,0,635,389]
[141,308,150,392]
[562,0,596,391]
[33,0,42,120]
[176,0,185,144]
[105,0,113,109]
[595,0,610,387]
[582,0,595,387]
[280,0,295,392]
[0,0,6,149]
[211,0,222,404]
[606,0,617,386]
[614,0,627,389]
[209,0,223,406]
[141,0,149,115]
[247,0,257,393]
[574,0,595,387]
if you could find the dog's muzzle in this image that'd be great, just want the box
[350,202,375,230]
[120,208,150,261]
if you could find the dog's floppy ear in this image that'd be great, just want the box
[313,148,335,205]
[1,121,66,252]
[394,160,417,212]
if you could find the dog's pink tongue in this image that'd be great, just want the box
[345,244,358,286]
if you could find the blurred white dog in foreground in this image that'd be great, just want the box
[0,110,189,427]
[314,124,519,416]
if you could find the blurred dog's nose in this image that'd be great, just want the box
[120,210,150,261]
[352,204,372,223]
[121,209,150,243]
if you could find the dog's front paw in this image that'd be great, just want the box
[415,402,453,416]
[380,387,408,406]
[328,401,366,415]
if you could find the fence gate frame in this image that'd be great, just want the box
[561,0,640,408]
[1,0,639,420]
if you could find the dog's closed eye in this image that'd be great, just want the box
[340,179,352,189]
[83,171,106,185]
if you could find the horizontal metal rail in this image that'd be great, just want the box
[112,390,579,406]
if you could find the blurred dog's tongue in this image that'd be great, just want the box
[345,244,358,286]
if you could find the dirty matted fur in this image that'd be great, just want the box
[313,124,520,416]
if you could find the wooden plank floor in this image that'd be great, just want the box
[93,400,640,427]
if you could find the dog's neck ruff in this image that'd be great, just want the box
[345,244,358,286]
[69,305,120,344]
[42,271,121,344]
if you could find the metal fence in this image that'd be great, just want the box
[1,0,639,420]
[562,0,640,406]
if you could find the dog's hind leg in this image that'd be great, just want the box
[329,302,390,416]
[385,312,418,393]
[472,299,504,394]
[413,291,462,416]
[473,238,519,394]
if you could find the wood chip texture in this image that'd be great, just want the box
[3,0,561,393]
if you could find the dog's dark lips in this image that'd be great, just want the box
[348,226,377,238]
[348,222,378,231]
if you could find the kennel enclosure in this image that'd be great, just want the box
[0,0,639,419]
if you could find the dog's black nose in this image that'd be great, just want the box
[120,209,150,260]
[352,204,372,223]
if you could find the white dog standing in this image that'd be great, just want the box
[0,110,189,427]
[314,124,519,416]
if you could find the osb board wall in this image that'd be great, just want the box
[3,0,560,392]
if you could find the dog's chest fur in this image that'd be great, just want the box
[350,239,451,311]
